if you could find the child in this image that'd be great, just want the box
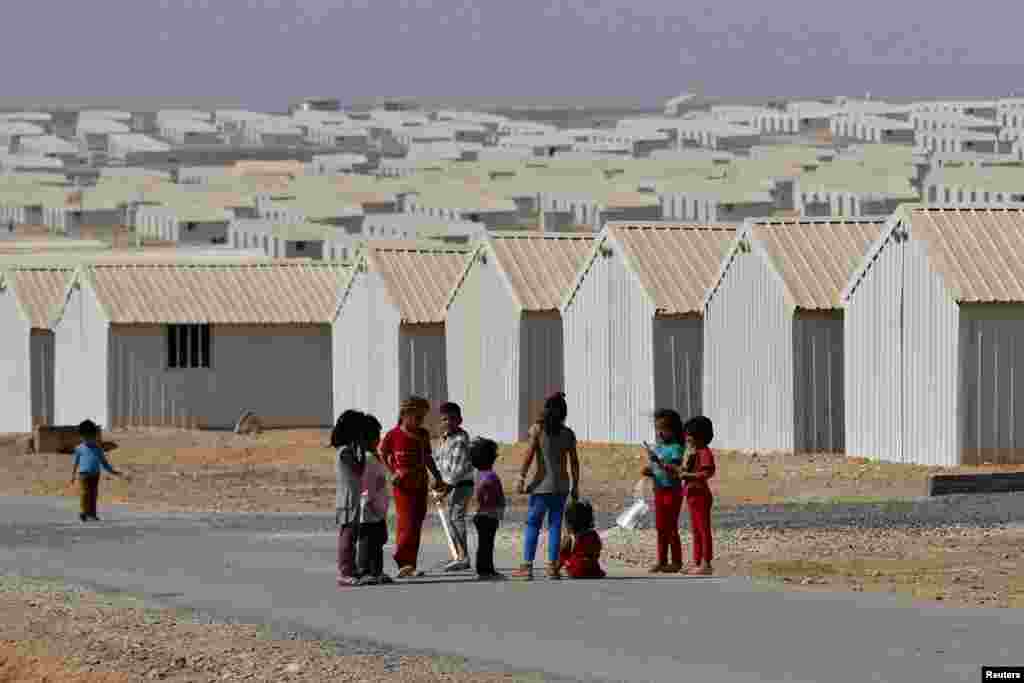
[642,408,687,573]
[379,396,447,578]
[556,499,605,579]
[357,414,393,586]
[333,409,367,587]
[69,419,125,522]
[435,402,473,571]
[679,416,716,575]
[470,437,506,581]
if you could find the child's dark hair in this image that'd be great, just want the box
[683,415,714,446]
[653,408,685,444]
[439,402,461,419]
[564,499,595,534]
[539,392,567,436]
[362,414,382,444]
[330,409,364,448]
[469,437,499,470]
[78,419,99,440]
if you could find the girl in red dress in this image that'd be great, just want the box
[678,416,717,576]
[556,499,605,579]
[379,396,446,578]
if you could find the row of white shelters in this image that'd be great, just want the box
[361,213,485,242]
[76,118,131,152]
[703,218,884,453]
[16,135,80,160]
[561,222,735,443]
[52,261,348,430]
[332,242,471,434]
[107,134,171,161]
[445,232,595,441]
[0,121,46,153]
[843,206,1024,466]
[228,219,360,260]
[158,118,222,145]
[136,204,233,244]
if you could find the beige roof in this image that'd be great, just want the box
[903,206,1024,303]
[0,267,72,329]
[746,219,885,310]
[456,232,595,312]
[358,243,471,324]
[61,262,348,325]
[565,222,735,315]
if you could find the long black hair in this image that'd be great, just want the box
[539,392,568,437]
[331,409,365,448]
[362,413,382,447]
[564,499,595,534]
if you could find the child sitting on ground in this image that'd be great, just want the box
[471,437,506,581]
[357,414,393,586]
[557,499,606,579]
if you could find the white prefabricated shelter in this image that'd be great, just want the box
[703,218,884,453]
[332,242,470,435]
[0,267,69,432]
[51,262,348,430]
[843,205,1024,466]
[444,232,595,442]
[560,222,735,443]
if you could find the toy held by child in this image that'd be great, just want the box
[470,437,506,581]
[556,499,606,579]
[680,416,716,576]
[641,409,687,573]
[357,414,394,586]
[69,419,126,522]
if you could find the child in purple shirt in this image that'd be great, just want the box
[470,437,506,581]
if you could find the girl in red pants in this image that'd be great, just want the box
[679,416,716,575]
[641,409,687,573]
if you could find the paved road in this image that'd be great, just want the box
[2,495,1022,683]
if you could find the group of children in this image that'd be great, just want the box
[65,396,717,583]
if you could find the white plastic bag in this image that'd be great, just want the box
[616,478,654,530]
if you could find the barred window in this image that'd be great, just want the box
[167,324,211,369]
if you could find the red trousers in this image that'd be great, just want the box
[687,490,713,565]
[392,487,428,569]
[653,486,684,565]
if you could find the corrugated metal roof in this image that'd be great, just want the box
[587,222,736,315]
[481,232,595,312]
[0,266,72,329]
[749,219,885,310]
[906,206,1024,303]
[65,262,348,325]
[363,243,471,324]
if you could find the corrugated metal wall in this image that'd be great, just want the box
[445,255,520,442]
[520,312,565,441]
[54,283,110,428]
[333,271,401,427]
[0,291,32,432]
[399,323,449,436]
[108,324,333,429]
[959,304,1024,465]
[30,331,55,428]
[563,245,655,444]
[845,233,903,463]
[704,245,793,451]
[792,313,844,453]
[901,238,959,466]
[652,316,703,420]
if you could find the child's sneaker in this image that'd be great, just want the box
[337,576,360,587]
[79,513,88,523]
[356,575,379,586]
[444,558,471,572]
[477,572,506,581]
[378,574,394,585]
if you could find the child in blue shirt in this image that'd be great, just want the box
[69,420,125,522]
[641,409,687,572]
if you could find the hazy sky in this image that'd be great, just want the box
[2,0,1022,109]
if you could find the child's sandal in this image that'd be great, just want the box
[511,563,533,580]
[546,562,562,580]
[648,563,668,573]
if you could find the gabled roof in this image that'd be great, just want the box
[0,266,72,329]
[843,205,1024,304]
[445,232,595,313]
[562,222,736,316]
[337,242,471,324]
[52,262,348,327]
[706,218,884,312]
